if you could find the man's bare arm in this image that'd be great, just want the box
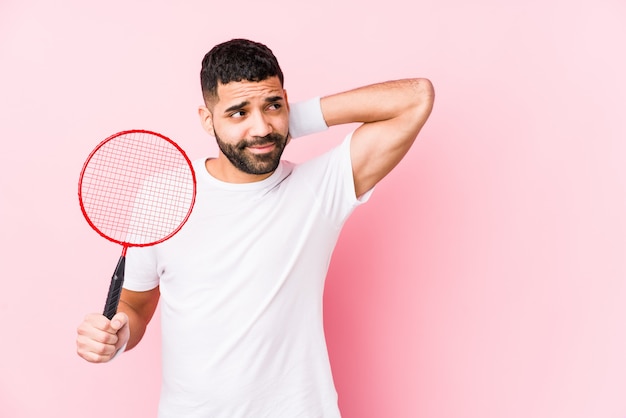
[320,78,434,197]
[118,287,160,351]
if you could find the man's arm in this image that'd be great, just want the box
[76,287,160,362]
[320,78,434,197]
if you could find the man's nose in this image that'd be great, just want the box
[248,111,272,138]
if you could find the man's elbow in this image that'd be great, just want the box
[405,78,435,130]
[412,78,435,109]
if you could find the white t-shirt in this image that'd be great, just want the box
[124,132,371,418]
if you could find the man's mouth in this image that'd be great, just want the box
[246,142,276,154]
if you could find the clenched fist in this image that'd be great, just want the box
[76,312,130,363]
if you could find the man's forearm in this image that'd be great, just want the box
[320,78,434,127]
[118,287,160,351]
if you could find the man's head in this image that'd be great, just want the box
[198,39,290,180]
[200,38,284,107]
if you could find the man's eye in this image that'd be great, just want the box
[267,103,281,111]
[230,111,246,118]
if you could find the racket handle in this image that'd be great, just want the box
[103,255,126,320]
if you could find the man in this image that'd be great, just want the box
[76,38,434,417]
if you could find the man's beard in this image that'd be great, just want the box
[215,131,288,175]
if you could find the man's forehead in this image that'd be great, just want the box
[215,77,284,104]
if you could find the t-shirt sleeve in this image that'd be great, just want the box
[292,131,374,227]
[123,245,160,291]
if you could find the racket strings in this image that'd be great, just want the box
[80,132,195,245]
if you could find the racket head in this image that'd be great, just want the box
[78,129,196,248]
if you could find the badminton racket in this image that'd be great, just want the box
[78,129,196,319]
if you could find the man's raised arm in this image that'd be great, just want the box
[320,78,434,197]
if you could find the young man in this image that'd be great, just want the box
[76,38,434,417]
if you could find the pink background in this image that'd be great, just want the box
[1,0,625,417]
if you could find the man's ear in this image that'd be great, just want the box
[198,105,215,136]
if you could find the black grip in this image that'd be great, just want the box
[103,255,126,320]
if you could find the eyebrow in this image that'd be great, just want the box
[265,95,284,104]
[222,96,284,114]
[224,101,249,114]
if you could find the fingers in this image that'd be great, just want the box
[76,313,129,363]
[110,312,129,333]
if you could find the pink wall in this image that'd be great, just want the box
[1,0,625,417]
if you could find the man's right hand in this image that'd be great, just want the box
[76,312,130,363]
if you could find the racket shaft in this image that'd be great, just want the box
[103,255,126,320]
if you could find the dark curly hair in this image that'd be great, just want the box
[200,39,284,105]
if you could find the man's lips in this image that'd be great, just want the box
[246,143,276,154]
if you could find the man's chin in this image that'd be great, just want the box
[249,160,281,175]
[232,154,278,175]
